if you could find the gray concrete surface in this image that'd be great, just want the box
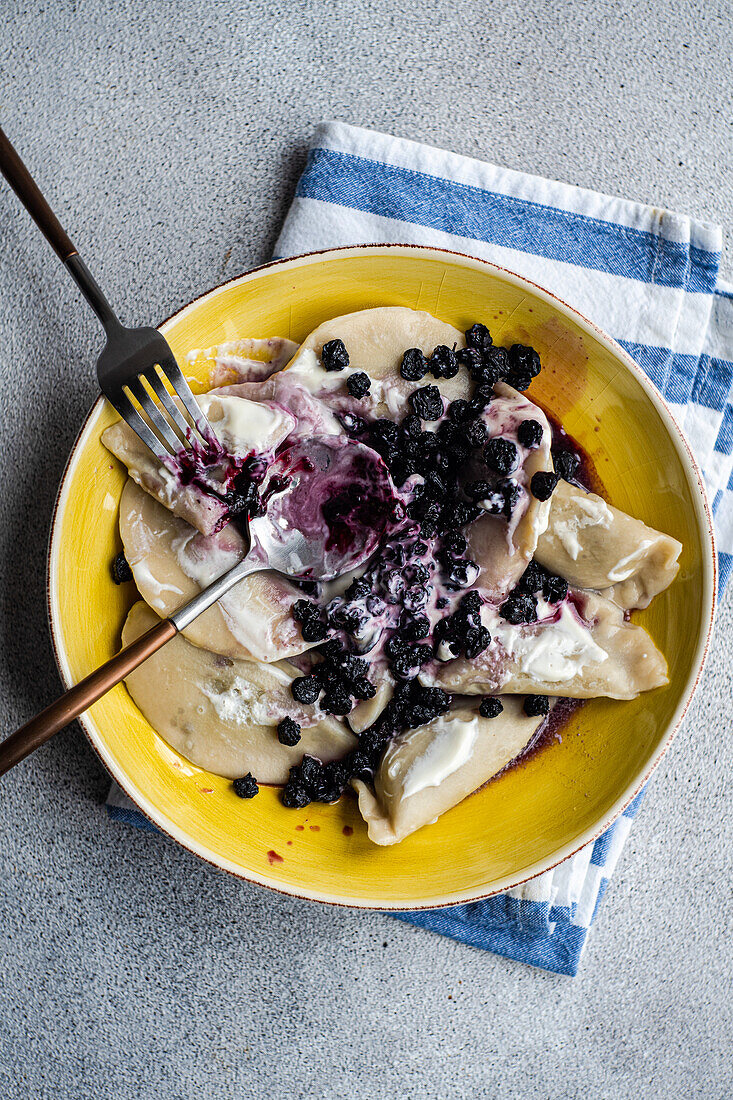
[0,2,731,1097]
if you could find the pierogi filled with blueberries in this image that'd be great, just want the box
[103,308,681,846]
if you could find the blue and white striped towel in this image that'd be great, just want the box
[108,122,733,975]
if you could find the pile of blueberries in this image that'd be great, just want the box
[231,324,580,808]
[279,676,455,808]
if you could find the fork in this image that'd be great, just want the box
[0,126,216,457]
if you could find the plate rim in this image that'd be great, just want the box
[46,242,717,909]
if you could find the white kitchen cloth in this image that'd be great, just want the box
[108,122,733,975]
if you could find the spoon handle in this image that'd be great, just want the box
[0,619,177,777]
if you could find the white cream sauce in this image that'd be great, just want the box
[130,558,183,610]
[493,603,608,683]
[196,393,294,457]
[201,666,293,727]
[553,494,613,560]
[171,531,243,588]
[399,714,479,798]
[286,347,359,393]
[607,540,653,582]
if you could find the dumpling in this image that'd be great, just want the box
[283,306,471,417]
[348,671,394,734]
[536,480,682,609]
[186,336,300,387]
[102,394,296,536]
[353,698,543,845]
[467,382,554,601]
[119,480,312,663]
[122,602,356,781]
[425,591,668,700]
[205,372,343,440]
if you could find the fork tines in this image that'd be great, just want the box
[115,356,217,461]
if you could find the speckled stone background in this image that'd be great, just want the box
[0,2,731,1097]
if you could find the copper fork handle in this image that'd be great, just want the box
[0,619,178,778]
[0,125,78,261]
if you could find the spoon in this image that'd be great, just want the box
[0,438,394,777]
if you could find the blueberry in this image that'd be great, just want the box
[443,530,468,555]
[448,398,471,423]
[459,590,482,616]
[321,339,349,371]
[408,562,430,584]
[403,413,423,438]
[466,479,492,500]
[518,561,546,593]
[401,348,429,381]
[385,634,409,659]
[341,654,369,679]
[464,626,491,659]
[373,418,400,444]
[366,594,386,615]
[509,343,541,378]
[530,471,559,501]
[499,591,538,624]
[352,677,377,700]
[281,783,310,809]
[506,368,533,392]
[345,577,371,601]
[403,585,429,612]
[430,345,459,379]
[409,384,444,421]
[523,694,550,717]
[232,774,259,798]
[436,597,449,610]
[553,450,580,481]
[300,618,328,642]
[479,697,504,719]
[499,478,521,517]
[277,717,302,746]
[347,371,371,398]
[441,501,479,530]
[390,456,417,487]
[465,323,493,354]
[484,437,519,475]
[111,552,133,585]
[483,346,510,377]
[517,419,543,448]
[340,411,366,435]
[401,614,430,641]
[405,686,451,728]
[322,691,353,715]
[542,573,569,603]
[292,599,318,623]
[456,347,484,378]
[291,676,321,705]
[465,420,489,448]
[444,559,479,588]
[318,639,345,661]
[299,756,325,794]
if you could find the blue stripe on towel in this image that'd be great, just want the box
[297,147,720,291]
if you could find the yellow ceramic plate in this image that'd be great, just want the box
[48,245,716,908]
